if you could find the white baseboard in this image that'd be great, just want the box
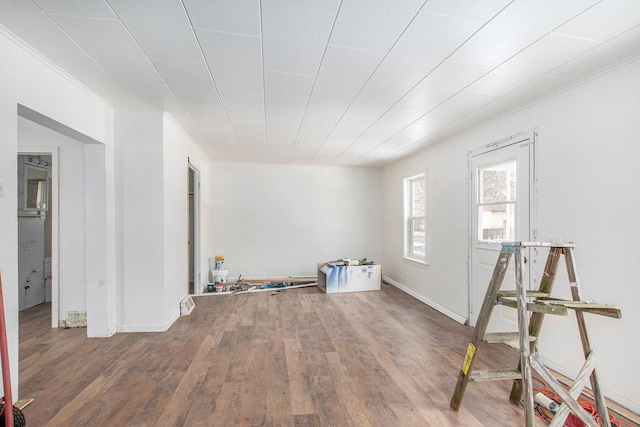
[116,311,178,333]
[116,324,168,333]
[383,275,467,325]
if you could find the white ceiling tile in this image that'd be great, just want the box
[555,0,640,42]
[188,104,237,142]
[377,117,439,149]
[262,0,340,75]
[107,0,202,63]
[0,1,86,54]
[344,82,412,120]
[549,26,640,81]
[121,83,178,110]
[218,91,264,124]
[264,71,314,112]
[183,0,261,36]
[369,12,484,87]
[399,61,492,109]
[268,146,296,163]
[266,110,304,138]
[449,0,600,67]
[312,46,385,101]
[420,0,512,22]
[353,125,399,147]
[236,126,266,146]
[197,30,263,93]
[464,32,600,97]
[298,97,351,133]
[153,60,219,106]
[328,117,376,141]
[32,0,117,19]
[329,0,424,52]
[42,50,143,108]
[375,104,428,129]
[49,15,165,84]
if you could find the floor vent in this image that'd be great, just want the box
[180,295,195,316]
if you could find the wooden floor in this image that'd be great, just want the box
[19,284,548,426]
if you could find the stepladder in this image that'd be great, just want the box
[450,242,621,427]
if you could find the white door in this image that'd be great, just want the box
[469,135,533,331]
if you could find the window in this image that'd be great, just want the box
[405,173,426,261]
[477,160,516,242]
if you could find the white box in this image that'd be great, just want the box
[318,264,381,293]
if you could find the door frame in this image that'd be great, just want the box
[188,162,201,294]
[467,131,538,325]
[19,146,59,328]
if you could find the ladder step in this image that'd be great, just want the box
[469,369,522,382]
[536,298,622,319]
[498,290,550,298]
[483,332,537,343]
[497,297,569,316]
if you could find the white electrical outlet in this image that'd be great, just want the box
[0,182,4,197]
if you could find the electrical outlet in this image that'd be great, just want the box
[404,272,408,281]
[0,182,4,197]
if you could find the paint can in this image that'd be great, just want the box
[215,283,224,292]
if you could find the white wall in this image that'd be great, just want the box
[114,111,166,331]
[0,27,115,398]
[162,115,212,316]
[212,163,382,279]
[382,58,640,412]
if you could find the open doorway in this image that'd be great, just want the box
[17,154,53,315]
[188,163,200,294]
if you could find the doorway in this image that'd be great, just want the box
[188,163,200,294]
[17,154,53,312]
[469,133,536,331]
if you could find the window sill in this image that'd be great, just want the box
[403,256,429,269]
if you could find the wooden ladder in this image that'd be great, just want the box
[450,242,621,427]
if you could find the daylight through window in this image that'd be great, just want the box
[405,174,426,261]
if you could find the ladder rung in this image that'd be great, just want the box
[536,299,622,319]
[469,369,522,382]
[520,242,575,248]
[497,297,569,316]
[483,332,537,343]
[498,290,550,298]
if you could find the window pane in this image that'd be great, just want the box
[478,203,515,241]
[480,161,516,203]
[411,218,425,256]
[411,178,425,216]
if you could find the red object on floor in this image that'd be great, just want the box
[0,268,14,426]
[564,413,586,427]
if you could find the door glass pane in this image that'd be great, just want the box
[480,161,516,203]
[478,203,515,241]
[477,159,517,242]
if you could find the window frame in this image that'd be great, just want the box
[404,172,427,264]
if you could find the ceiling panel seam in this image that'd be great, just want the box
[286,0,344,163]
[178,0,243,160]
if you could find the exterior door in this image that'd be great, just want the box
[469,135,533,331]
